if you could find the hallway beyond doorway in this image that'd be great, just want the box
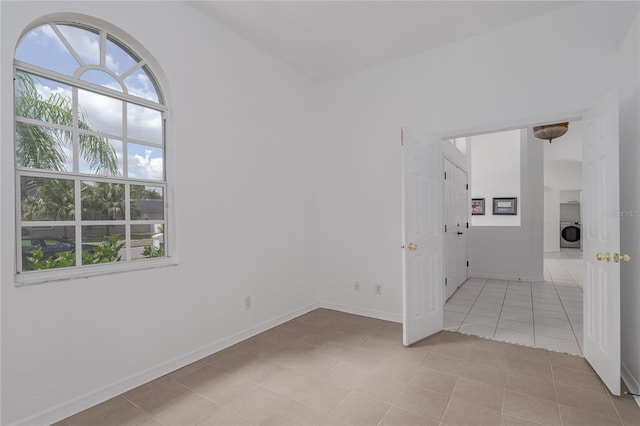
[444,249,583,355]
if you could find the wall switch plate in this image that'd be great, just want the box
[375,284,382,295]
[354,281,360,291]
[244,296,252,310]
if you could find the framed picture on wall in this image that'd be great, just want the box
[493,197,517,215]
[471,198,485,215]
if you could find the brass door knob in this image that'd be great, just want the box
[596,252,611,262]
[407,243,418,251]
[614,253,631,263]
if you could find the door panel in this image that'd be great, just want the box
[582,89,620,396]
[402,128,443,346]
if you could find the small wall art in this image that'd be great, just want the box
[471,198,485,215]
[493,197,517,215]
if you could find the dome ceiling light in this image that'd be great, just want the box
[533,122,569,143]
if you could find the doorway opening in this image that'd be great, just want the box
[442,122,584,356]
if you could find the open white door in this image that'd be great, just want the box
[444,159,457,301]
[582,89,622,396]
[402,128,444,346]
[444,159,469,301]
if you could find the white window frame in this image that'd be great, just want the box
[14,19,176,286]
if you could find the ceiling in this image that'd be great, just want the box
[188,1,575,84]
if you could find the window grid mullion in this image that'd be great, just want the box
[72,86,79,173]
[21,220,76,227]
[118,60,144,81]
[15,117,74,134]
[125,183,131,261]
[15,117,161,151]
[17,168,167,188]
[14,61,166,112]
[99,30,107,68]
[74,179,82,267]
[123,98,128,178]
[15,161,24,273]
[50,23,85,69]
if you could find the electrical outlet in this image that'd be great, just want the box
[244,296,252,310]
[375,284,382,295]
[354,281,360,291]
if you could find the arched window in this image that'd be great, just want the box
[14,20,169,281]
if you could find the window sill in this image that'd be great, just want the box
[14,257,178,287]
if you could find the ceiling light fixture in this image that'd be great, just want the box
[533,122,569,143]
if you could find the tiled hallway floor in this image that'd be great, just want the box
[444,249,584,355]
[58,308,640,426]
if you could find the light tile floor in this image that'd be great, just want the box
[445,248,585,355]
[58,308,640,426]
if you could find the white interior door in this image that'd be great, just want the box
[582,89,621,396]
[402,128,444,346]
[455,166,469,288]
[444,159,468,301]
[444,159,458,301]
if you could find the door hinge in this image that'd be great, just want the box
[401,127,404,146]
[466,184,469,190]
[466,222,469,229]
[467,261,469,267]
[444,171,447,180]
[445,277,448,286]
[444,224,447,233]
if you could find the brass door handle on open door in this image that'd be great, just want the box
[614,253,631,263]
[596,252,611,262]
[407,243,418,251]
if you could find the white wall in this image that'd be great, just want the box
[618,14,640,400]
[560,190,581,204]
[0,2,318,425]
[469,131,544,281]
[316,2,628,316]
[470,130,521,226]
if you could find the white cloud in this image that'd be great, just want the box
[105,54,119,72]
[127,104,162,143]
[78,89,122,136]
[34,80,71,100]
[131,149,163,181]
[124,71,159,103]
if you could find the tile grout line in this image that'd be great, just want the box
[491,281,509,339]
[539,253,584,355]
[455,278,488,332]
[550,274,583,356]
[436,373,461,426]
[549,355,566,426]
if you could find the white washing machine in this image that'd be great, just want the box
[560,222,581,248]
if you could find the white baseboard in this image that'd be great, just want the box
[318,301,402,323]
[15,303,319,426]
[469,272,544,282]
[622,361,640,408]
